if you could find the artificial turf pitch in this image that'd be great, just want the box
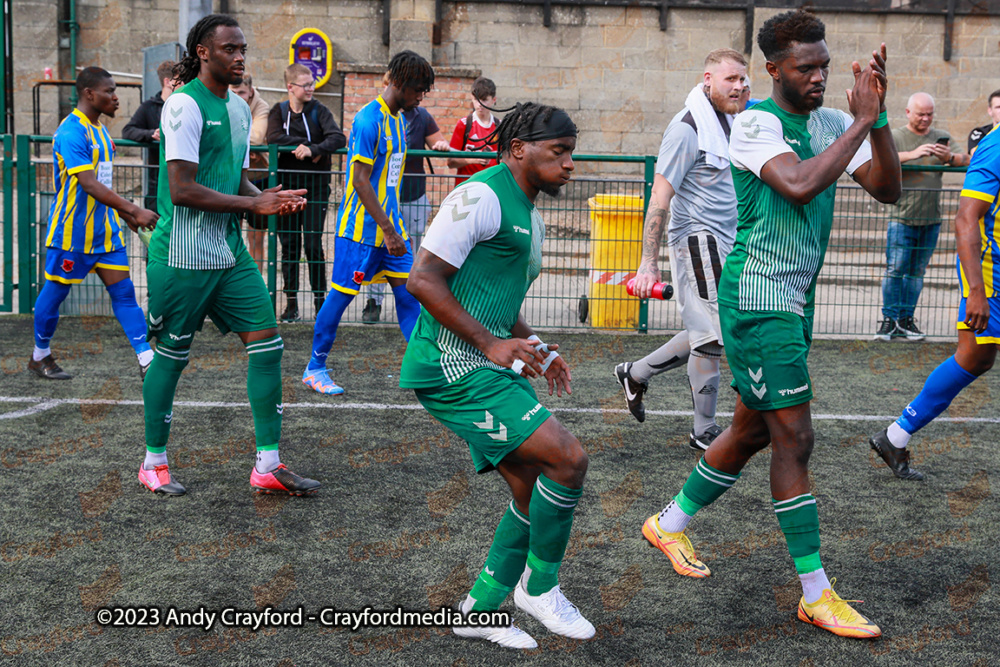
[0,315,996,666]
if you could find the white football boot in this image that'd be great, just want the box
[452,595,537,649]
[513,570,596,639]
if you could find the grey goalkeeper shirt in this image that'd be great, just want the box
[657,108,738,249]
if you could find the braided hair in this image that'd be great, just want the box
[386,50,434,92]
[173,14,241,85]
[484,102,566,158]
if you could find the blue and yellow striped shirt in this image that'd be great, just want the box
[958,125,1000,297]
[45,109,124,254]
[337,96,408,246]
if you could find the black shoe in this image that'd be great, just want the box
[869,429,924,480]
[361,298,381,324]
[280,303,299,322]
[896,316,925,341]
[613,362,647,423]
[873,317,899,342]
[28,354,72,380]
[690,424,724,451]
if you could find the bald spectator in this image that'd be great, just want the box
[967,89,1000,155]
[876,93,970,342]
[123,60,177,214]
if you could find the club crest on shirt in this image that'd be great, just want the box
[61,259,75,273]
[353,271,365,285]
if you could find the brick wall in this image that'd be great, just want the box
[338,65,481,140]
[9,0,1000,164]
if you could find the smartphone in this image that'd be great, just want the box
[935,136,951,146]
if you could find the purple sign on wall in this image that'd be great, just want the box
[289,28,332,88]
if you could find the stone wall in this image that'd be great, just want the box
[8,0,1000,162]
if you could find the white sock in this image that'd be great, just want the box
[137,349,154,367]
[143,451,167,470]
[33,346,51,362]
[630,331,690,383]
[799,567,831,604]
[887,421,911,449]
[656,500,693,533]
[255,449,281,474]
[688,354,721,435]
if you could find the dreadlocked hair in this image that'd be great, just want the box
[173,14,241,85]
[387,50,434,92]
[482,102,559,159]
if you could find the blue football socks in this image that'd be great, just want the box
[896,356,977,435]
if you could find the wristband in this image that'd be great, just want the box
[872,110,888,129]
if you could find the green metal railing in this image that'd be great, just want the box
[2,134,970,339]
[1,134,12,312]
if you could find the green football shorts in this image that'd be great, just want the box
[414,367,552,473]
[146,249,276,344]
[720,305,814,411]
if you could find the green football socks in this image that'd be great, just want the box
[468,501,531,611]
[524,474,583,596]
[674,457,742,516]
[143,345,190,453]
[246,335,284,451]
[773,493,822,572]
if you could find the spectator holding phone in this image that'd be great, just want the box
[876,92,970,342]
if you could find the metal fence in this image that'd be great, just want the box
[3,134,968,340]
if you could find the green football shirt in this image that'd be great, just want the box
[719,98,872,316]
[149,77,251,270]
[399,163,544,388]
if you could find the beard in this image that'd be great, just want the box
[539,182,563,198]
[781,80,824,112]
[707,85,741,115]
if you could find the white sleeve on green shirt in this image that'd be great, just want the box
[729,111,794,176]
[421,182,501,268]
[839,110,873,175]
[161,93,203,164]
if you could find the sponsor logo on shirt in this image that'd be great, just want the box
[513,226,530,235]
[206,120,222,127]
[784,136,801,146]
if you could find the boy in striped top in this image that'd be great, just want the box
[643,11,901,639]
[140,15,319,497]
[29,67,159,381]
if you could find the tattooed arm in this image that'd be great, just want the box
[633,174,675,299]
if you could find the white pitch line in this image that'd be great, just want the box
[1,395,1000,424]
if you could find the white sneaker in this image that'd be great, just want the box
[452,595,537,649]
[514,573,596,639]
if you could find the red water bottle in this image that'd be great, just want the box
[626,278,673,300]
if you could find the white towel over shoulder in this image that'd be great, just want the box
[684,84,734,170]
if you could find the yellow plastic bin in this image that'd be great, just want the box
[587,194,644,329]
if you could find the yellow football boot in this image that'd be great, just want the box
[641,514,710,578]
[797,580,881,638]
